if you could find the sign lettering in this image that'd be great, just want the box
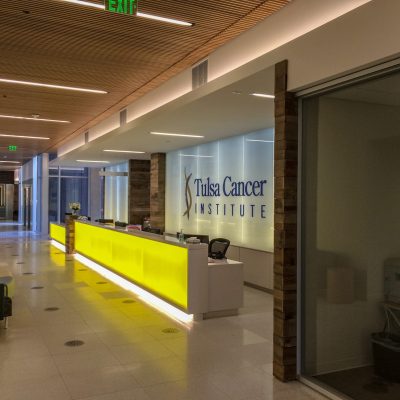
[105,0,138,16]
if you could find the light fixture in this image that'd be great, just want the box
[61,0,105,9]
[0,78,107,94]
[0,134,50,140]
[250,93,275,99]
[246,139,274,143]
[51,240,66,253]
[0,114,70,123]
[180,154,213,158]
[74,253,193,324]
[76,160,110,163]
[0,161,20,164]
[61,0,193,26]
[103,149,145,154]
[136,12,193,26]
[150,132,204,138]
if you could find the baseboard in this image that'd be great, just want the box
[244,281,273,294]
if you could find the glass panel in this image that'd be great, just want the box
[104,162,128,223]
[48,177,58,222]
[302,71,400,399]
[49,167,59,177]
[165,128,274,251]
[60,167,88,177]
[60,177,88,222]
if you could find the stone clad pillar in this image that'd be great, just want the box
[150,153,166,233]
[273,60,298,382]
[65,215,77,255]
[128,160,150,225]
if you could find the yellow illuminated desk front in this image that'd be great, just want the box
[74,221,208,314]
[49,223,66,245]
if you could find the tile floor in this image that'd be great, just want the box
[0,224,328,400]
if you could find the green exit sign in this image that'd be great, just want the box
[8,145,17,151]
[105,0,138,15]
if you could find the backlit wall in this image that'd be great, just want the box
[166,129,274,252]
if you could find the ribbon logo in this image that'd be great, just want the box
[183,168,193,220]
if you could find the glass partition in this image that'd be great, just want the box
[301,70,400,399]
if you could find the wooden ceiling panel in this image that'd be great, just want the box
[0,0,291,161]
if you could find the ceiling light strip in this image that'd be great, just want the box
[137,12,193,26]
[250,93,275,99]
[0,115,70,123]
[61,0,105,10]
[0,134,50,140]
[0,161,21,164]
[246,139,274,143]
[0,78,107,94]
[61,0,193,26]
[150,132,204,138]
[103,149,145,154]
[76,160,110,163]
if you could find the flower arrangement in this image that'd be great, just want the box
[69,202,81,215]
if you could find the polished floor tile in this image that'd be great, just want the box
[0,223,328,400]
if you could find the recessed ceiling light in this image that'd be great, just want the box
[0,134,50,140]
[0,78,107,94]
[0,114,70,123]
[150,132,204,138]
[76,160,110,163]
[250,93,275,99]
[0,161,20,164]
[103,149,145,154]
[61,0,193,26]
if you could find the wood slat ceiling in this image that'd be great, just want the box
[0,0,290,167]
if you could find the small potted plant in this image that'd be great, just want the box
[69,202,81,216]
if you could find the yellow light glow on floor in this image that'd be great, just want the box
[74,253,193,325]
[50,239,66,253]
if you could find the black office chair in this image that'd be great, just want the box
[115,221,128,228]
[176,233,209,244]
[0,284,12,329]
[144,227,162,235]
[208,238,230,259]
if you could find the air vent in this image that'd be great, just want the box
[192,60,208,89]
[84,131,89,144]
[120,109,127,126]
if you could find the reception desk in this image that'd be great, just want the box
[49,223,66,246]
[50,220,243,319]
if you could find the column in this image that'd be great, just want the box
[128,160,150,225]
[150,153,166,232]
[273,60,298,382]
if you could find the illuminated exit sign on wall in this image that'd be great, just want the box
[8,145,17,151]
[105,0,138,16]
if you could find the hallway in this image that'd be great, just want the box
[0,227,324,400]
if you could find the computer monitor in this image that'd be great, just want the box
[176,233,209,244]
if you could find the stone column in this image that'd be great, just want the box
[128,160,150,225]
[273,60,298,382]
[150,153,166,233]
[65,215,77,255]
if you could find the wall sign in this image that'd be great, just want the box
[8,145,17,151]
[105,0,138,16]
[166,129,274,252]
